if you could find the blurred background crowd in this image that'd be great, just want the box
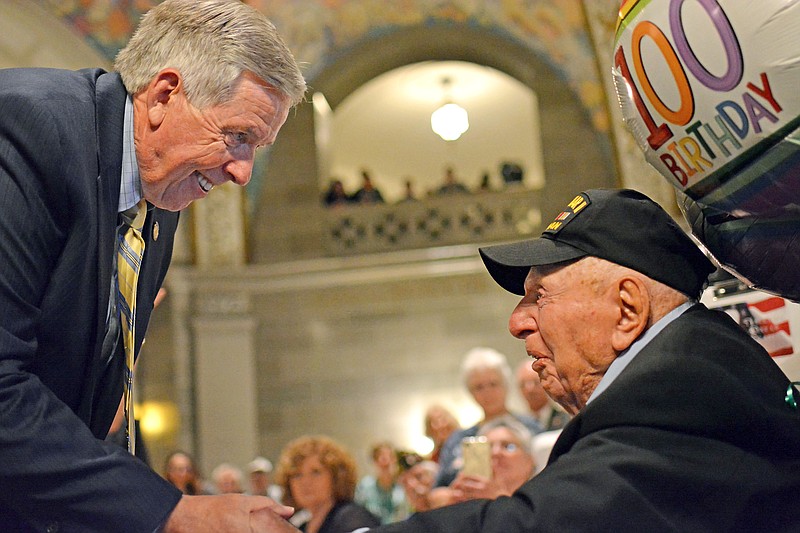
[135,346,570,532]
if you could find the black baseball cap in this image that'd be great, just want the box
[479,189,715,298]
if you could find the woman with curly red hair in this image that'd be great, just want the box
[276,435,380,533]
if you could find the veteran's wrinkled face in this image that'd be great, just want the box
[508,260,619,411]
[135,70,291,211]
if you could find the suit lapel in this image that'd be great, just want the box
[82,70,127,435]
[547,412,582,464]
[94,71,126,352]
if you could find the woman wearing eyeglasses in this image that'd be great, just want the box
[428,417,536,508]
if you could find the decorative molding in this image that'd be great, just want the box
[324,189,542,255]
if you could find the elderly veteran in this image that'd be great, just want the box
[359,188,800,533]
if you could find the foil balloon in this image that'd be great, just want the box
[612,0,800,300]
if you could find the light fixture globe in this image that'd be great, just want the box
[431,102,469,141]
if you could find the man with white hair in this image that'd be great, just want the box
[0,1,304,531]
[248,456,283,502]
[212,463,245,495]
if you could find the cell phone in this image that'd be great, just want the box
[461,436,491,478]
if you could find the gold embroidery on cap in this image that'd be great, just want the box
[544,193,590,234]
[568,195,588,213]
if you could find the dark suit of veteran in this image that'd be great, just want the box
[0,68,181,531]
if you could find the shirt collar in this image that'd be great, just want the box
[118,95,142,213]
[586,301,695,405]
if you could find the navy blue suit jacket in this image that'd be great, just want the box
[0,68,182,532]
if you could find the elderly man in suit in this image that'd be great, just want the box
[312,189,800,533]
[0,1,305,531]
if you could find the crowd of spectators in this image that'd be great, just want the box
[323,163,525,207]
[156,346,561,530]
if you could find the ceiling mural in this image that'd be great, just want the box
[37,0,609,133]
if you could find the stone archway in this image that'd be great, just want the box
[250,23,617,263]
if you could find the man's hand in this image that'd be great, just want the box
[162,494,301,532]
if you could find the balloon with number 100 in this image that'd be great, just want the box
[612,0,800,301]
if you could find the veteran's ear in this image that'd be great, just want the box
[611,275,649,353]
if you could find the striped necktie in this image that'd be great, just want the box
[117,199,147,455]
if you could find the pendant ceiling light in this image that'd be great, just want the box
[431,77,469,141]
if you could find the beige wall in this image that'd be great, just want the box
[0,0,108,70]
[161,247,535,476]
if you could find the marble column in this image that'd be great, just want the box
[191,306,259,476]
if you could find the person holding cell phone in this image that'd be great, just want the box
[427,417,535,508]
[433,347,543,491]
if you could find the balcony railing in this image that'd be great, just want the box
[322,188,543,255]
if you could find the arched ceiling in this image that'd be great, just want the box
[323,60,545,202]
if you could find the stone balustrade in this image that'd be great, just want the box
[322,187,544,255]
